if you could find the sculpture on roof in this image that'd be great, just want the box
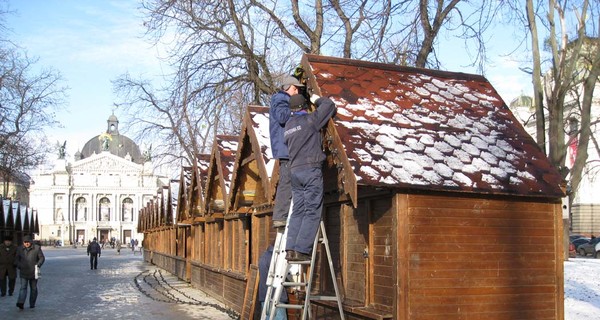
[99,133,112,151]
[57,140,66,159]
[143,144,152,162]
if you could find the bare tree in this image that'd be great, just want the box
[118,0,508,170]
[524,0,600,192]
[0,46,66,197]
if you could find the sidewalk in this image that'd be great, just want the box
[0,246,237,320]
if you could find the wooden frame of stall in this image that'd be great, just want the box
[139,54,565,320]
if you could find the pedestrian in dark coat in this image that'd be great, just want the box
[15,235,45,309]
[269,76,305,229]
[0,236,18,296]
[283,94,336,261]
[87,238,101,270]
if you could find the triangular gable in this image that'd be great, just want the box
[167,180,178,226]
[153,197,160,229]
[198,154,211,187]
[4,200,14,231]
[176,166,193,223]
[187,158,204,219]
[13,203,21,232]
[204,135,239,215]
[29,207,35,234]
[228,106,275,212]
[22,206,30,233]
[196,154,211,212]
[33,209,40,234]
[72,151,144,173]
[301,54,564,201]
[0,196,5,231]
[160,186,169,227]
[159,186,169,227]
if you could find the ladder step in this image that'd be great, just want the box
[276,303,304,310]
[282,281,307,287]
[288,260,311,265]
[309,295,341,301]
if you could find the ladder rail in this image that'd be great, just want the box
[262,218,345,320]
[319,221,345,320]
[260,200,293,320]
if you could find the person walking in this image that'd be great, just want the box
[283,94,336,261]
[15,235,45,309]
[269,75,305,230]
[87,237,101,270]
[0,235,18,297]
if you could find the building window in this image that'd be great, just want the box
[99,197,111,221]
[75,197,87,221]
[55,208,64,222]
[122,198,134,222]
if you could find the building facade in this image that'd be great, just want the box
[510,81,600,236]
[29,115,167,245]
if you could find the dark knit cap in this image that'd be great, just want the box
[289,94,307,110]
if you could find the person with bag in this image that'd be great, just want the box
[87,237,101,270]
[15,235,45,309]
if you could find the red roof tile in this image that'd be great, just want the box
[303,54,564,197]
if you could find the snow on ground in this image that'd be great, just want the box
[565,257,600,320]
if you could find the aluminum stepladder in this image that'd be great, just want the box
[261,209,345,320]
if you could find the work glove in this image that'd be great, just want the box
[310,94,320,105]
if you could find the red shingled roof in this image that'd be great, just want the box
[303,54,564,198]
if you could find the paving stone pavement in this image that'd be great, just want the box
[0,246,238,320]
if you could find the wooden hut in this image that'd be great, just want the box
[141,54,565,320]
[295,54,565,319]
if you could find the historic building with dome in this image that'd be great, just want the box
[29,115,167,246]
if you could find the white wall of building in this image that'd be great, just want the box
[30,152,166,246]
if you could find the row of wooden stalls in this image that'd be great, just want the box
[1,196,40,243]
[139,54,566,320]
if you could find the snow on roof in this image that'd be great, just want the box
[305,54,564,197]
[196,154,211,202]
[247,106,276,176]
[216,135,239,194]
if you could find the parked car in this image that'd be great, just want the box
[571,237,591,249]
[596,241,600,258]
[570,234,586,242]
[577,237,600,257]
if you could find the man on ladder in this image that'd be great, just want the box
[283,93,336,261]
[261,93,342,320]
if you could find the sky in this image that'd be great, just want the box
[4,0,169,161]
[3,1,532,164]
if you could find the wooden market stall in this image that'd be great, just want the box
[140,54,565,320]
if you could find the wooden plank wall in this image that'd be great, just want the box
[403,194,561,320]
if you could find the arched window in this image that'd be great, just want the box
[99,197,111,221]
[122,198,134,222]
[55,208,64,222]
[75,197,87,221]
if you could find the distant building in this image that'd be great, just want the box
[0,171,31,206]
[509,82,600,236]
[29,115,167,245]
